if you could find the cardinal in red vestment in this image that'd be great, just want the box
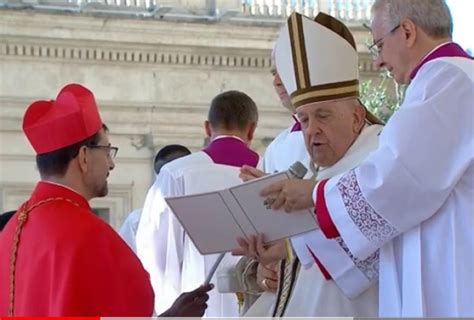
[0,83,211,316]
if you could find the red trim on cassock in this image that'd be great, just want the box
[306,245,331,280]
[315,179,340,238]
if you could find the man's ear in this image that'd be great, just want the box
[77,145,89,173]
[204,120,212,138]
[353,105,366,133]
[247,122,257,142]
[401,18,417,48]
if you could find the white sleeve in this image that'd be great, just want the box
[118,209,141,252]
[291,229,378,299]
[135,168,185,314]
[319,60,474,259]
[259,143,274,173]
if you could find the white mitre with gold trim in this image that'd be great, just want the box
[275,12,381,124]
[275,11,359,108]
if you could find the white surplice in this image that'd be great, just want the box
[313,57,474,316]
[246,124,382,317]
[118,207,142,253]
[135,151,247,317]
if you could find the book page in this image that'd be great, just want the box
[166,163,247,254]
[166,192,247,254]
[166,170,319,254]
[228,172,319,242]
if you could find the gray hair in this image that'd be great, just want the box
[372,0,453,38]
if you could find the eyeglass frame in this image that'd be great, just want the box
[86,145,119,159]
[368,24,400,59]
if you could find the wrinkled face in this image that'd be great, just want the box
[296,99,365,167]
[371,10,411,84]
[85,129,115,198]
[270,63,294,113]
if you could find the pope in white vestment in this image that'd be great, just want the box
[135,91,260,316]
[246,125,382,317]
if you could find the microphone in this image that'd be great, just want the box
[288,161,308,179]
[264,161,308,209]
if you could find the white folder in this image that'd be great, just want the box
[165,170,319,254]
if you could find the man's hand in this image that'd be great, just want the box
[240,165,266,182]
[260,179,316,212]
[257,262,278,293]
[232,234,286,266]
[160,284,213,317]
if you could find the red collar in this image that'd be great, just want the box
[28,181,91,210]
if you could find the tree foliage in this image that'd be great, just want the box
[360,71,406,123]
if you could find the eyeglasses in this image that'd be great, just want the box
[87,145,119,159]
[368,24,400,59]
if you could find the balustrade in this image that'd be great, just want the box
[1,0,374,21]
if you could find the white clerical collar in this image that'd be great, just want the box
[211,135,245,143]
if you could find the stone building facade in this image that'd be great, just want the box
[0,0,381,229]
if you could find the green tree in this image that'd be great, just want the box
[360,71,406,123]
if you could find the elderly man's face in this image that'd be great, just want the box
[371,9,411,84]
[296,99,365,167]
[270,64,294,113]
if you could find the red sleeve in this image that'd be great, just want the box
[315,179,340,239]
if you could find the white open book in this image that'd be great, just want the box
[165,171,319,254]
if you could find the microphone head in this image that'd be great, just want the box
[288,161,308,179]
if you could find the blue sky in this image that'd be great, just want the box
[446,0,474,54]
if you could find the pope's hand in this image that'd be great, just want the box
[257,262,278,293]
[240,165,266,182]
[231,234,286,266]
[260,179,316,212]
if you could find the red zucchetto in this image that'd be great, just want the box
[22,83,103,155]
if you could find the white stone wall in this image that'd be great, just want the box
[0,9,379,229]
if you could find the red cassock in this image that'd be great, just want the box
[0,181,154,316]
